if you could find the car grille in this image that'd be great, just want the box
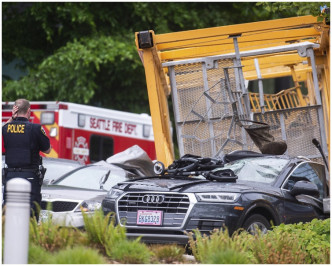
[41,200,79,212]
[117,193,190,227]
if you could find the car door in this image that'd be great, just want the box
[281,162,326,224]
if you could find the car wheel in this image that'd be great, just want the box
[243,214,271,235]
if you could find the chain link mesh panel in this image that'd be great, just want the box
[169,57,325,165]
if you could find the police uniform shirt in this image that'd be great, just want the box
[2,117,50,168]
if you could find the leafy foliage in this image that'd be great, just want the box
[188,219,330,264]
[28,209,151,263]
[28,244,108,264]
[29,212,87,252]
[82,208,109,245]
[205,249,252,264]
[3,208,330,264]
[187,228,254,263]
[82,208,151,263]
[28,243,53,264]
[2,2,298,113]
[50,246,108,264]
[247,230,308,263]
[82,209,127,255]
[257,2,330,21]
[150,244,185,263]
[271,218,330,263]
[3,35,141,106]
[109,239,153,264]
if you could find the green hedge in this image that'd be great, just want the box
[271,218,330,263]
[22,210,330,264]
[188,218,330,264]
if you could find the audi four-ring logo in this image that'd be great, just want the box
[142,194,165,204]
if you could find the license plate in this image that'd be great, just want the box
[137,210,163,226]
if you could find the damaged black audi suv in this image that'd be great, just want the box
[102,151,329,244]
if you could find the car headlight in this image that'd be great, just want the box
[107,188,123,200]
[196,192,240,203]
[77,200,102,212]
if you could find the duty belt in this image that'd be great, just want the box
[5,168,38,173]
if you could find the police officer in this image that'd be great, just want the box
[2,99,51,220]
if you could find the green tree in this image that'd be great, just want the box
[3,2,323,113]
[257,2,330,21]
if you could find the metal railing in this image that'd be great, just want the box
[163,42,328,163]
[249,86,310,112]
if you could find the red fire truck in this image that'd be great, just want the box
[2,101,156,164]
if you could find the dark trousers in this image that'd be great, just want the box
[3,171,41,221]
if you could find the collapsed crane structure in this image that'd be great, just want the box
[135,15,330,168]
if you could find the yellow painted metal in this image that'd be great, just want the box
[244,66,313,80]
[136,36,174,166]
[318,51,330,151]
[294,70,313,82]
[322,70,330,151]
[242,54,306,72]
[249,86,307,112]
[135,15,330,162]
[154,16,319,46]
[306,72,316,105]
[289,65,307,107]
[159,30,319,61]
[156,28,319,51]
[154,16,321,62]
[316,53,330,121]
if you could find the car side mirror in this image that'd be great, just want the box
[290,181,320,198]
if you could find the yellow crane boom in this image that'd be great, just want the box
[136,15,330,166]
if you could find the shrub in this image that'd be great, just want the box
[83,210,154,263]
[29,213,87,251]
[82,208,114,245]
[247,231,307,263]
[82,208,127,256]
[187,228,254,263]
[109,239,153,264]
[28,243,53,264]
[30,243,107,264]
[150,244,185,263]
[187,219,330,264]
[50,246,108,264]
[205,249,251,264]
[271,218,330,263]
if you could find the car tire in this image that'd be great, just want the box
[243,214,271,235]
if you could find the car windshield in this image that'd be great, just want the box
[219,157,289,184]
[44,162,80,181]
[53,165,128,190]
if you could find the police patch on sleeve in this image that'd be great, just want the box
[41,127,47,136]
